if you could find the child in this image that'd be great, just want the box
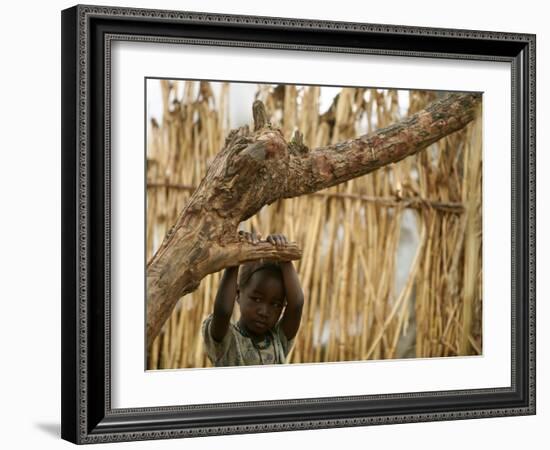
[201,231,304,367]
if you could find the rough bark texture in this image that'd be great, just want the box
[146,92,481,346]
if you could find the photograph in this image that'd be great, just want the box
[145,79,483,370]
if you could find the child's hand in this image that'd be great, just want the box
[238,230,262,245]
[266,233,288,248]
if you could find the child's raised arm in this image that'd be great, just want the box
[209,266,239,342]
[278,261,304,341]
[267,234,304,341]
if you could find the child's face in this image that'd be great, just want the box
[237,269,285,337]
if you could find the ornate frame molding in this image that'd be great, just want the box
[61,4,536,444]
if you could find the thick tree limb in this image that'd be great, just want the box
[146,93,481,346]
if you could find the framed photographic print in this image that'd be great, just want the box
[61,4,536,444]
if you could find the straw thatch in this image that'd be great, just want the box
[146,81,482,369]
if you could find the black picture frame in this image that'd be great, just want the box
[61,4,536,444]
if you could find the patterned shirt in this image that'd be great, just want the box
[201,313,295,367]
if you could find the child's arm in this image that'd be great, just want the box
[267,234,304,341]
[209,266,239,342]
[279,261,304,341]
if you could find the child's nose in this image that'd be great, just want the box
[257,304,268,317]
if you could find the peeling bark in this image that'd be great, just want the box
[146,92,481,346]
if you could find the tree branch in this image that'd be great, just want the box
[282,92,481,198]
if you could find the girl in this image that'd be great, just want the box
[201,231,304,366]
